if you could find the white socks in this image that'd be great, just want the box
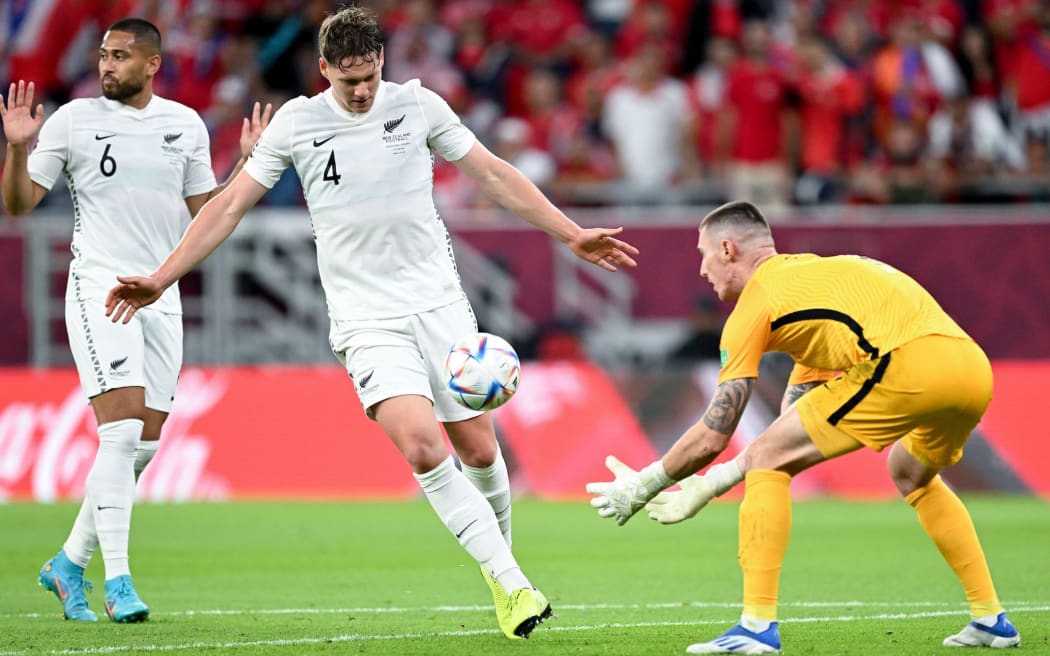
[84,419,143,580]
[741,614,774,633]
[134,440,159,480]
[461,448,513,547]
[415,456,530,591]
[63,498,98,568]
[64,436,159,570]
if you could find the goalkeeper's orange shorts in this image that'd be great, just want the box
[796,335,993,468]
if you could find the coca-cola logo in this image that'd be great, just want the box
[0,368,232,502]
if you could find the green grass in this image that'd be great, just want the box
[1,497,1048,655]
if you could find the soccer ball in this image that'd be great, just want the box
[444,332,520,411]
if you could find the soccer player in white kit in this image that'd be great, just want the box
[104,6,638,640]
[1,18,270,623]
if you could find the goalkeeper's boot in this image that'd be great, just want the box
[481,568,553,639]
[104,575,150,623]
[38,550,98,622]
[943,612,1020,648]
[686,623,781,654]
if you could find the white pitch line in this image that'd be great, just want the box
[0,606,1047,656]
[5,599,1048,619]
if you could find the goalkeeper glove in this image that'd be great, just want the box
[645,459,742,524]
[586,455,674,526]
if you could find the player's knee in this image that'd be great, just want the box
[455,440,498,468]
[400,440,451,473]
[890,472,921,497]
[886,442,938,497]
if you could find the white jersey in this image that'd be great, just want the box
[28,96,217,314]
[243,79,476,320]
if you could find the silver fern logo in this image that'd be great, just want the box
[163,132,183,143]
[383,115,405,133]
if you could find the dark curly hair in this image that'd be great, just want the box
[319,5,384,70]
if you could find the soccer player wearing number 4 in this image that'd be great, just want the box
[103,6,638,640]
[2,19,271,623]
[587,201,1020,653]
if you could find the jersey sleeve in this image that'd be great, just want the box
[183,115,218,198]
[242,99,296,189]
[416,84,476,162]
[717,281,772,384]
[26,103,72,191]
[787,363,839,385]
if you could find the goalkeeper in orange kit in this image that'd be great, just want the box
[586,200,1020,654]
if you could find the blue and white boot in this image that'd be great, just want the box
[686,622,781,654]
[944,612,1020,648]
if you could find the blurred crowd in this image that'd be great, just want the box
[4,0,1050,210]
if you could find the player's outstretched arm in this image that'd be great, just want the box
[661,378,753,478]
[453,142,639,271]
[586,378,753,526]
[106,172,269,323]
[1,80,48,214]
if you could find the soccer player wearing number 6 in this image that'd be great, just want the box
[1,19,270,623]
[586,201,1019,653]
[103,6,638,640]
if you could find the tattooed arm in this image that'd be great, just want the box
[586,377,754,525]
[659,378,755,480]
[780,381,822,414]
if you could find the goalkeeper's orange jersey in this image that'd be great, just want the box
[718,253,971,385]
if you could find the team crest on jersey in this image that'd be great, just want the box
[162,131,185,156]
[382,114,410,155]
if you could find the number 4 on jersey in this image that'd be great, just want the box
[323,151,341,185]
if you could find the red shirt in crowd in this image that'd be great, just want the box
[725,59,788,163]
[794,66,867,173]
[1012,30,1050,111]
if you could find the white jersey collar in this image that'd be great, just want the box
[321,81,387,122]
[99,94,158,119]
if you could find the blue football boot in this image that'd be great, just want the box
[104,575,150,623]
[38,550,98,622]
[944,612,1020,648]
[686,622,782,654]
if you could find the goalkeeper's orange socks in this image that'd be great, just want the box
[906,475,1003,619]
[739,469,792,629]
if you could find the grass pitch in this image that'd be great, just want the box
[1,497,1048,655]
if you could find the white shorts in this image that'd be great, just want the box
[330,298,481,422]
[65,299,183,412]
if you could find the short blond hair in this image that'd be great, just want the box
[699,200,771,237]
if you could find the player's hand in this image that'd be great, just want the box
[239,101,273,158]
[105,275,165,324]
[0,80,45,146]
[645,474,716,525]
[569,227,639,272]
[586,455,671,526]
